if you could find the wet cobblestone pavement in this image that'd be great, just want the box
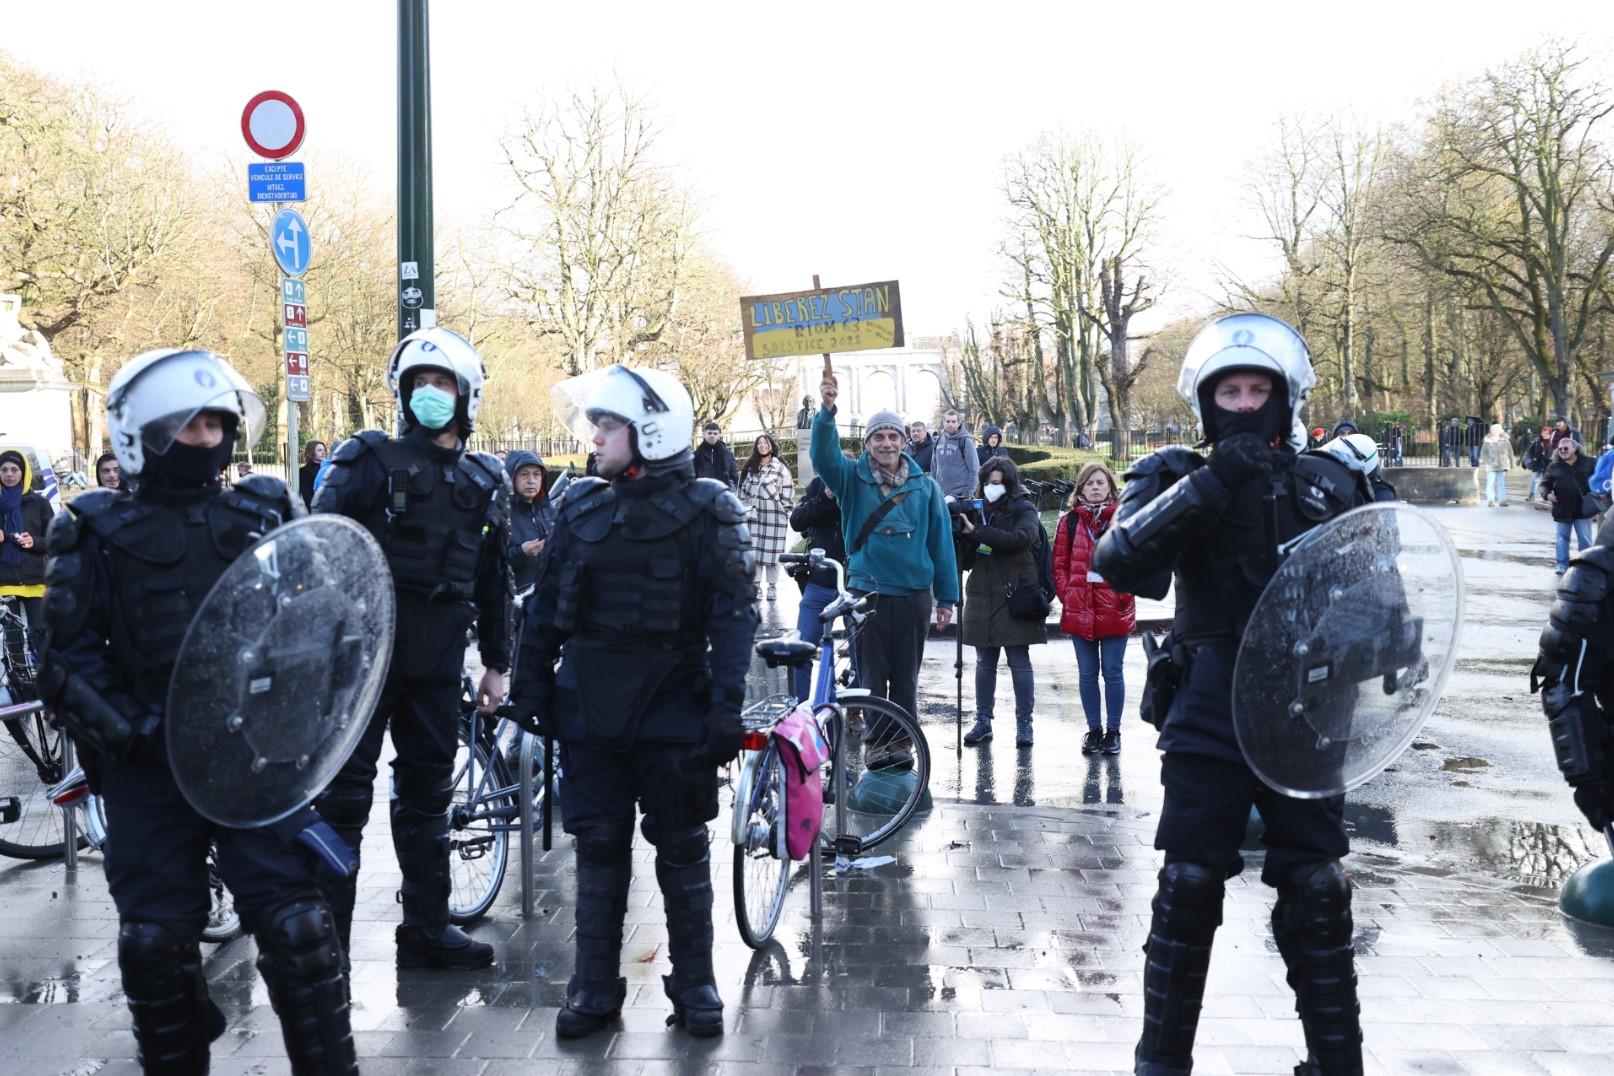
[6,501,1614,1072]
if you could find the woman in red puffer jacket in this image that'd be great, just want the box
[1053,462,1136,755]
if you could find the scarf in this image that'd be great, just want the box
[0,480,26,568]
[875,461,906,495]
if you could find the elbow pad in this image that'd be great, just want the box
[1093,467,1229,594]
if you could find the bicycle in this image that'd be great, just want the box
[730,548,931,948]
[0,595,81,860]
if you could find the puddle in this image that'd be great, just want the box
[1441,756,1491,773]
[1424,818,1601,888]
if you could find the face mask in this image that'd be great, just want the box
[146,433,235,489]
[983,482,1007,503]
[409,384,457,430]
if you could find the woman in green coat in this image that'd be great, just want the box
[957,457,1045,747]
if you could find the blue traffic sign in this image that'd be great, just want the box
[248,160,306,202]
[271,209,311,278]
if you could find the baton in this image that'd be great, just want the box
[542,733,554,852]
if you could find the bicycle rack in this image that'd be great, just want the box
[517,730,538,919]
[60,734,77,872]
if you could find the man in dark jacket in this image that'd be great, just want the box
[906,421,935,473]
[1550,417,1582,456]
[1440,418,1463,467]
[505,450,556,592]
[692,423,739,488]
[788,474,845,701]
[1542,438,1597,573]
[1525,425,1553,500]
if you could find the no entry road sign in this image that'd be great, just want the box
[241,91,306,159]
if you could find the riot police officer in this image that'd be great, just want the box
[510,364,756,1040]
[1093,314,1382,1076]
[312,326,512,970]
[39,349,357,1074]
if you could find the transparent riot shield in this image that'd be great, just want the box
[1233,502,1463,799]
[166,515,394,827]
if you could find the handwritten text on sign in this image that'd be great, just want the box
[740,280,904,361]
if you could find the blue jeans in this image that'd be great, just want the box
[974,645,1034,723]
[792,582,836,701]
[1557,518,1594,570]
[1528,471,1542,499]
[1485,469,1508,504]
[1072,635,1127,731]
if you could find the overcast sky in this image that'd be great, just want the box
[10,2,1614,335]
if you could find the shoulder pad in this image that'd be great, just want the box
[48,491,117,553]
[1292,453,1366,514]
[689,478,748,524]
[231,474,301,518]
[464,451,505,486]
[333,430,388,462]
[1123,446,1204,483]
[557,477,611,522]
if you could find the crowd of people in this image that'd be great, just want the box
[17,306,1611,1076]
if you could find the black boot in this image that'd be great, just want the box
[1135,861,1224,1075]
[1273,862,1363,1076]
[656,826,724,1038]
[117,920,221,1076]
[556,824,634,1040]
[394,802,494,970]
[254,898,359,1076]
[312,783,371,958]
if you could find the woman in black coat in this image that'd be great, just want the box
[1541,439,1597,573]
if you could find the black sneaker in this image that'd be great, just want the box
[1081,730,1103,754]
[963,718,993,745]
[1102,730,1121,755]
[396,923,495,969]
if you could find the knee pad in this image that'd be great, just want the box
[253,898,345,985]
[392,762,453,817]
[316,784,373,831]
[1273,860,1353,948]
[573,823,634,867]
[648,824,710,869]
[1152,859,1225,944]
[118,919,202,998]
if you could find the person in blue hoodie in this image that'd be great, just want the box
[811,378,957,728]
[505,450,556,592]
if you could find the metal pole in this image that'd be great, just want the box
[61,735,77,874]
[285,394,298,489]
[519,731,537,918]
[398,0,435,339]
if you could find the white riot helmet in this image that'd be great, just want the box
[1178,312,1315,450]
[385,326,487,435]
[552,364,694,463]
[1318,433,1382,475]
[105,349,266,478]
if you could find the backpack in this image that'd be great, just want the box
[1034,519,1056,603]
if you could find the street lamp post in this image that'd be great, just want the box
[398,0,434,341]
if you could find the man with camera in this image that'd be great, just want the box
[810,379,957,725]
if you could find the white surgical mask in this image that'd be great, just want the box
[983,482,1006,503]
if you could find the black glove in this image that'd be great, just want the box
[1210,433,1277,490]
[506,693,552,739]
[698,706,743,768]
[1573,781,1614,831]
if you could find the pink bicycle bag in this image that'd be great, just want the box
[773,705,830,860]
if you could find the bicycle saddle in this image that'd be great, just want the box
[754,636,818,668]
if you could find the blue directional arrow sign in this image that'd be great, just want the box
[270,209,312,278]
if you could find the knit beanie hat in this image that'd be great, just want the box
[864,410,905,442]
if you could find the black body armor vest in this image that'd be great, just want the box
[367,437,502,600]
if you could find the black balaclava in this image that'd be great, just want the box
[141,415,238,491]
[1199,369,1289,445]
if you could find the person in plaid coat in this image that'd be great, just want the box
[739,434,794,600]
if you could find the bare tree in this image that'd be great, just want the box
[1388,43,1614,417]
[499,86,694,375]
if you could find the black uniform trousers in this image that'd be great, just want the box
[560,741,719,842]
[100,754,318,928]
[314,675,460,924]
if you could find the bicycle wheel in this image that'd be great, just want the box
[0,710,82,859]
[447,726,512,924]
[732,745,791,949]
[823,694,931,854]
[202,845,243,943]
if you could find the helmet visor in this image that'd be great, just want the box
[550,365,669,444]
[140,389,267,460]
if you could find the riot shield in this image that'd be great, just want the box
[1233,502,1462,799]
[166,515,394,827]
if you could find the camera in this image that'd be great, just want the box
[946,496,983,535]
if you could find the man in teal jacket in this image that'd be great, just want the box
[811,377,958,726]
